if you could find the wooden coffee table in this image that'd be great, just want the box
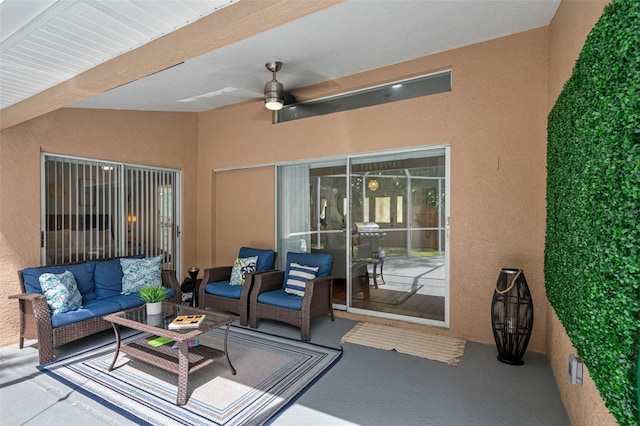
[104,302,238,405]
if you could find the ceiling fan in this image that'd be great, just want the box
[176,60,334,112]
[263,61,295,111]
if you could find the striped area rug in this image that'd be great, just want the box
[341,322,466,365]
[39,326,342,425]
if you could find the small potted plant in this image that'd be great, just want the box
[138,285,168,316]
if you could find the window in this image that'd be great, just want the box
[42,154,180,270]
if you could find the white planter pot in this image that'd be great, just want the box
[146,313,163,326]
[146,302,163,316]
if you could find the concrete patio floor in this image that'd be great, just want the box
[0,316,570,426]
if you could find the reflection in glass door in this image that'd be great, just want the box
[349,148,449,326]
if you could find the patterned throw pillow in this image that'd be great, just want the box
[229,256,258,286]
[120,255,163,294]
[284,262,319,297]
[38,270,83,315]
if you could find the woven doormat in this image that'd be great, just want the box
[341,322,466,365]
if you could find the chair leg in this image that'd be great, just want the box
[301,322,311,341]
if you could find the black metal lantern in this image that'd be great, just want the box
[491,268,534,365]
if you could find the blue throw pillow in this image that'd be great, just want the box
[120,255,163,294]
[229,256,258,286]
[284,262,319,297]
[39,270,83,315]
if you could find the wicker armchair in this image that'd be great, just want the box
[198,247,276,326]
[249,252,333,341]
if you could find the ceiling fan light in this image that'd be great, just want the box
[265,98,284,111]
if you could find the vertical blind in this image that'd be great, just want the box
[42,155,179,270]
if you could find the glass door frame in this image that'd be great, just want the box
[345,146,450,328]
[275,145,450,328]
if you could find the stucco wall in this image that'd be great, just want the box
[0,108,198,347]
[197,27,550,351]
[546,1,616,425]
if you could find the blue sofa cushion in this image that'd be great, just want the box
[283,252,333,284]
[94,258,124,298]
[238,247,275,272]
[50,299,122,328]
[105,290,174,310]
[257,289,303,310]
[103,294,145,310]
[205,281,242,299]
[22,262,97,302]
[94,254,145,299]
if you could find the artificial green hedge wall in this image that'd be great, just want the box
[545,1,639,425]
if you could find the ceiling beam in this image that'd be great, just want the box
[0,0,343,130]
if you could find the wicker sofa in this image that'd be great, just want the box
[9,256,181,365]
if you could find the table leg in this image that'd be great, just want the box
[107,323,121,371]
[372,261,379,289]
[176,341,189,405]
[223,323,236,375]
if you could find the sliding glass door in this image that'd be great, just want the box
[276,147,449,327]
[42,155,180,271]
[349,149,449,325]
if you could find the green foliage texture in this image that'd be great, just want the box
[138,285,168,303]
[546,1,639,424]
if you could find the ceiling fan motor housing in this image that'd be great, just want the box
[264,61,285,110]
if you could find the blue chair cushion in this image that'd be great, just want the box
[238,247,275,272]
[205,281,242,299]
[257,289,303,310]
[284,252,333,283]
[22,262,97,302]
